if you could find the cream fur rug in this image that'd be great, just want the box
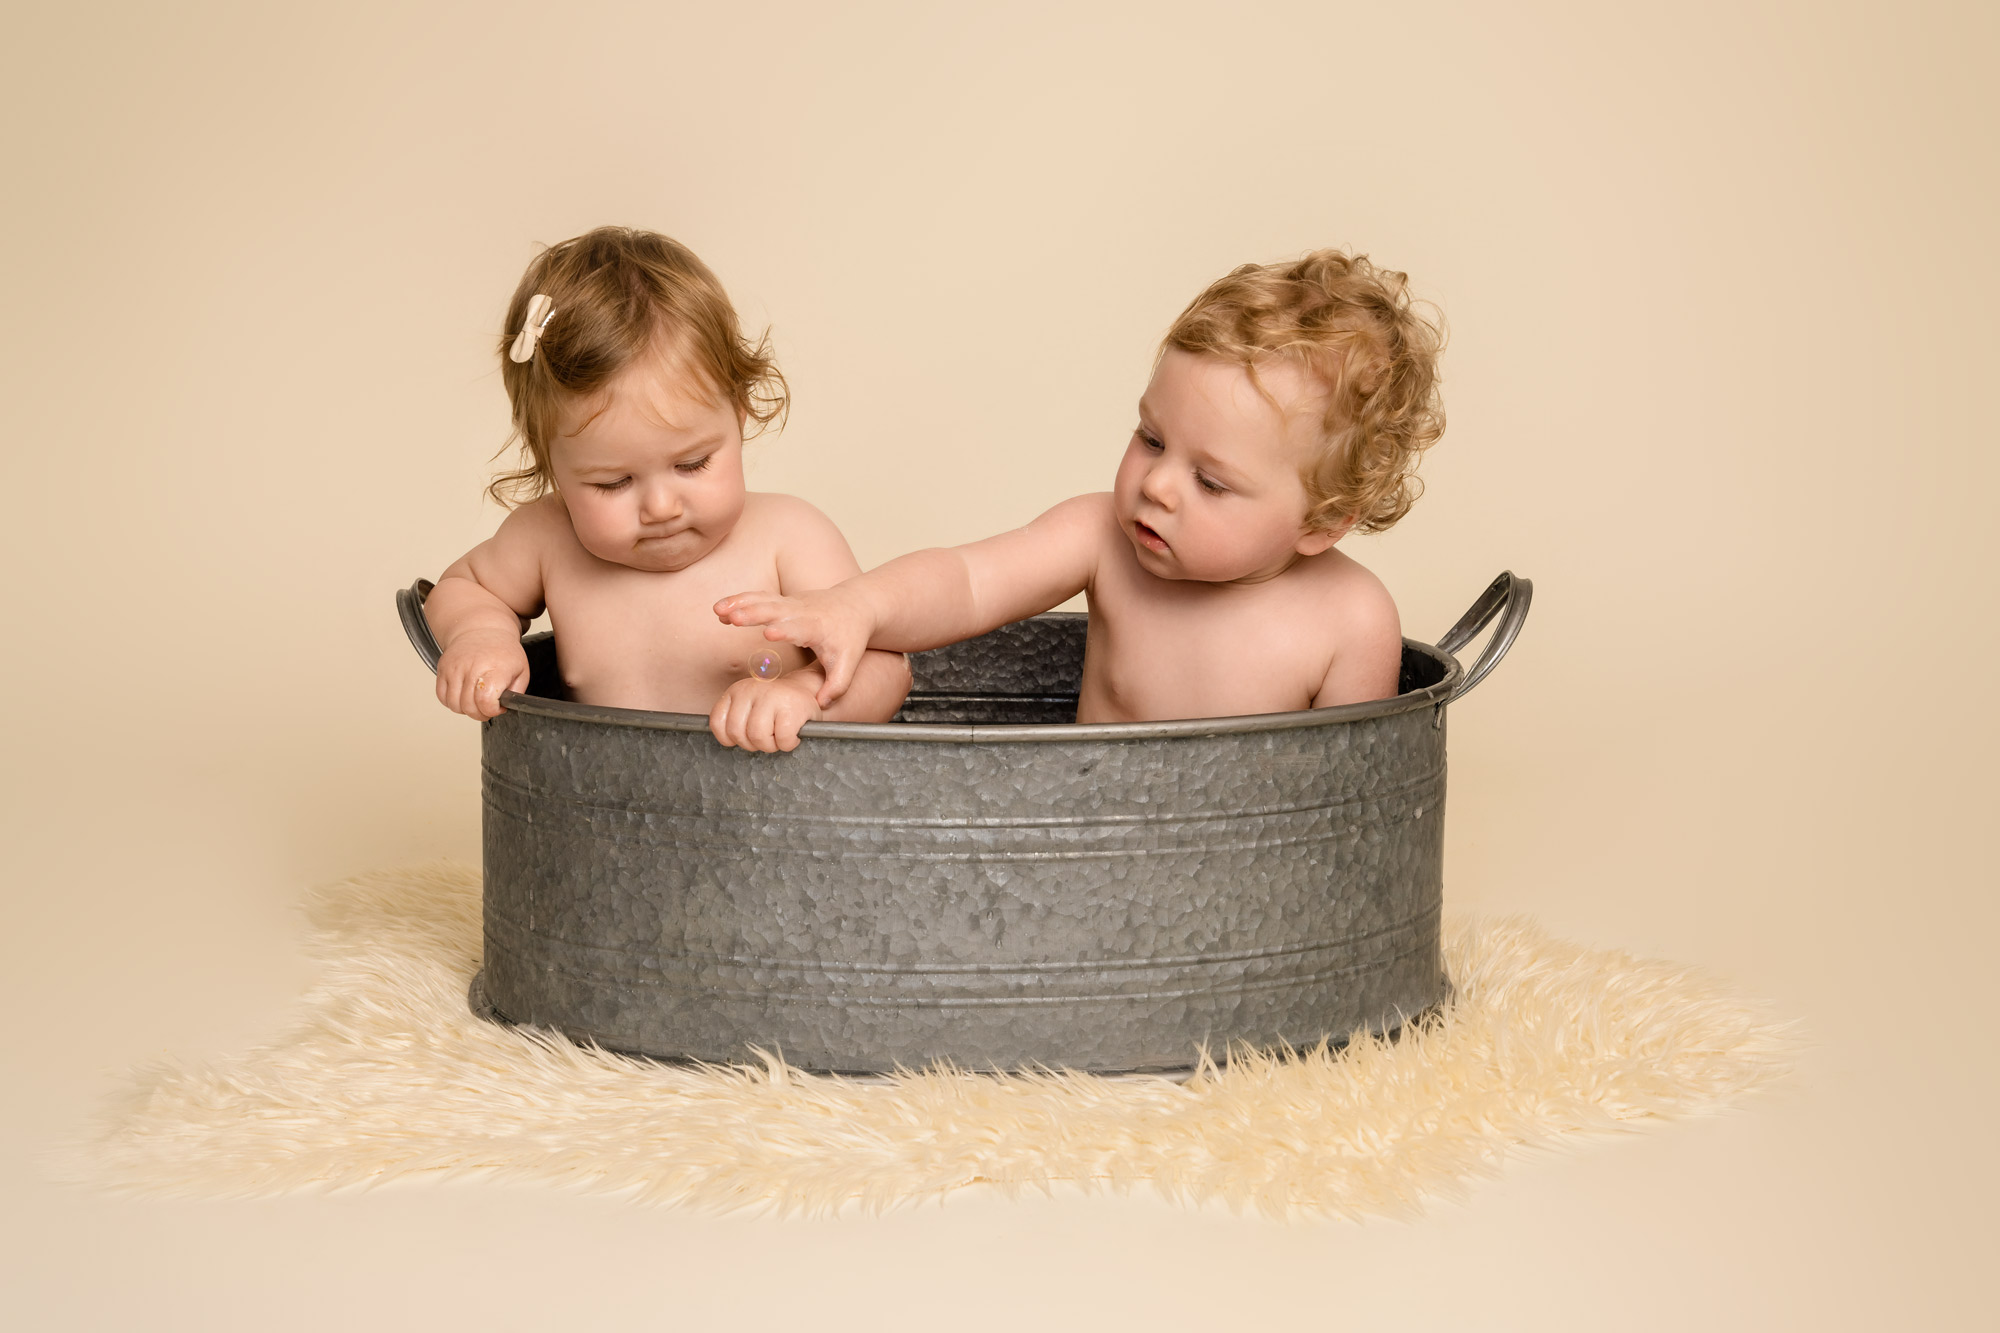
[69,864,1797,1219]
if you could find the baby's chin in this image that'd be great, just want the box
[1125,536,1206,582]
[1125,532,1296,585]
[593,532,721,573]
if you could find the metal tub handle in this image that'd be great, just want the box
[1435,571,1533,702]
[397,578,443,674]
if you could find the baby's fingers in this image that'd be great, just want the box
[708,690,738,749]
[714,592,793,627]
[815,648,860,709]
[770,701,809,753]
[470,672,505,719]
[479,664,530,719]
[756,689,818,754]
[722,686,762,751]
[444,665,484,719]
[743,694,782,753]
[449,661,525,719]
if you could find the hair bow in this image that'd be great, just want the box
[508,294,556,363]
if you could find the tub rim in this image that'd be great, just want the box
[397,571,1530,745]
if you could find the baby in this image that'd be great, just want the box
[715,251,1444,722]
[427,227,911,750]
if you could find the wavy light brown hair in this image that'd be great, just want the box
[488,227,789,506]
[1164,250,1445,533]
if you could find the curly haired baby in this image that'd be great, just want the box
[715,251,1445,722]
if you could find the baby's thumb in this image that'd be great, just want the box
[816,654,855,709]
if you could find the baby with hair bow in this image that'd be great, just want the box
[425,227,911,750]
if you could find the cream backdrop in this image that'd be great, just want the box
[3,2,1993,1329]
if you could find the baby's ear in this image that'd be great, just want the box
[1296,514,1355,556]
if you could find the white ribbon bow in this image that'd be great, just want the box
[508,294,556,363]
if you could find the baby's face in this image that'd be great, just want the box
[549,349,747,573]
[1113,350,1340,584]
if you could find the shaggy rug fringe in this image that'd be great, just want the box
[64,863,1799,1219]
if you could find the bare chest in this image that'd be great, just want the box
[542,548,800,713]
[1079,562,1338,723]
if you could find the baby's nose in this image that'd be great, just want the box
[638,479,682,522]
[1139,466,1176,508]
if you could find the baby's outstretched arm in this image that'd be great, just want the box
[427,503,550,720]
[702,495,916,750]
[716,494,1108,707]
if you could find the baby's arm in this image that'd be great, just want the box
[772,503,914,726]
[708,497,914,752]
[714,493,1109,708]
[426,502,551,719]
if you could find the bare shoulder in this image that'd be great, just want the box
[492,493,574,549]
[1029,491,1118,546]
[1039,491,1116,525]
[738,491,849,546]
[741,490,836,528]
[1308,550,1401,642]
[457,494,572,567]
[962,492,1113,562]
[1019,491,1118,577]
[441,495,564,616]
[1305,550,1403,705]
[746,492,864,587]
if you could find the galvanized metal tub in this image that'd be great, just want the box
[397,572,1531,1075]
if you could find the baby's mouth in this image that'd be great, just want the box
[1133,521,1170,553]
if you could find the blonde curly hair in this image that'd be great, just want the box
[1164,250,1445,533]
[488,227,788,507]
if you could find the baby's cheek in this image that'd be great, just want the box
[570,510,633,564]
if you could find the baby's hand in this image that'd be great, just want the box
[436,630,531,720]
[713,589,873,708]
[709,673,825,753]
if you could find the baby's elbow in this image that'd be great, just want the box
[854,651,913,722]
[878,652,915,719]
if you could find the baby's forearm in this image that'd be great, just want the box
[842,549,995,654]
[819,649,913,723]
[426,571,530,650]
[717,513,1090,712]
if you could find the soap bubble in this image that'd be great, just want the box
[749,649,783,681]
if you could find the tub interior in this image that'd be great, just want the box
[519,613,1451,728]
